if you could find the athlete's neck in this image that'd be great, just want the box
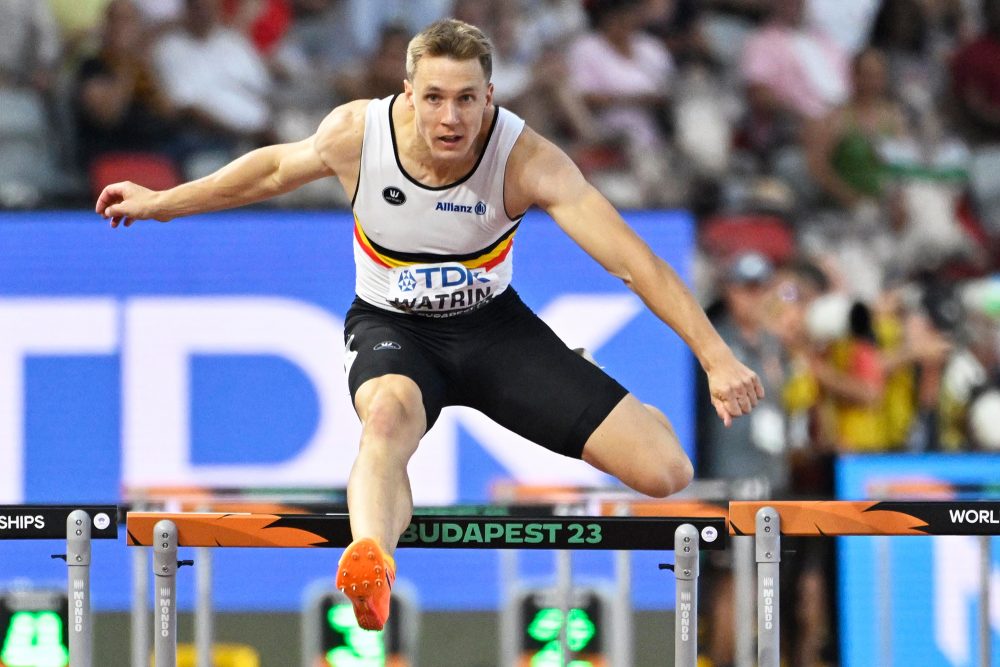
[393,99,494,187]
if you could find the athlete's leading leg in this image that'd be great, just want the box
[338,373,426,630]
[581,394,693,498]
[349,373,426,549]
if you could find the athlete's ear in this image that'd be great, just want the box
[486,82,494,106]
[403,79,414,107]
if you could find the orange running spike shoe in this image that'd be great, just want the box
[336,538,396,631]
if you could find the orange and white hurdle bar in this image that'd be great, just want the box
[5,500,998,667]
[0,505,119,667]
[728,500,1000,667]
[126,509,726,667]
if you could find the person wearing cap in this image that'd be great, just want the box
[698,251,791,666]
[699,252,789,500]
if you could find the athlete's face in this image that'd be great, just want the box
[404,56,493,162]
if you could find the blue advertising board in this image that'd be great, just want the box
[0,209,695,611]
[837,454,1000,667]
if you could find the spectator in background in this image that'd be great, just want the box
[805,0,881,55]
[940,301,1000,450]
[804,46,978,285]
[455,1,531,104]
[275,0,361,108]
[0,1,62,94]
[647,0,714,67]
[152,0,274,173]
[950,0,1000,145]
[698,252,790,493]
[48,0,114,56]
[950,0,1000,237]
[75,0,178,168]
[908,278,965,450]
[806,294,904,453]
[334,23,410,102]
[870,286,931,450]
[0,1,63,207]
[221,0,292,57]
[133,0,184,28]
[740,0,849,121]
[868,0,946,135]
[803,48,909,212]
[569,0,675,206]
[521,0,589,49]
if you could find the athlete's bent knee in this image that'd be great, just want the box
[638,456,694,498]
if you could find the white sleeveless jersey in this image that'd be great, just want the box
[351,94,525,315]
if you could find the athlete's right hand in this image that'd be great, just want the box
[95,181,170,228]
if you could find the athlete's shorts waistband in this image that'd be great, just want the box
[352,287,516,319]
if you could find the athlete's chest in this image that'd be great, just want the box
[358,183,506,254]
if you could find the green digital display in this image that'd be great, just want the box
[325,604,385,666]
[527,608,596,665]
[521,591,605,666]
[0,611,69,667]
[317,593,405,667]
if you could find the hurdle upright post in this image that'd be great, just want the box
[980,535,992,667]
[555,550,573,666]
[66,510,92,667]
[756,507,780,667]
[131,502,150,667]
[673,523,699,667]
[194,503,214,667]
[153,519,179,667]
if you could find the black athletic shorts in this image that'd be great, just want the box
[343,288,629,459]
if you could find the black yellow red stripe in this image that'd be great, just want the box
[353,215,517,270]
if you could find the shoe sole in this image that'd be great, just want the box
[336,538,391,631]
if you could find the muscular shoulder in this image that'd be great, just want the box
[314,99,369,175]
[506,125,587,213]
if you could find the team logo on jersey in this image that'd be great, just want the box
[373,341,402,351]
[382,186,406,206]
[434,201,488,215]
[397,269,417,292]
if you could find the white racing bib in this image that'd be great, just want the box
[387,262,501,314]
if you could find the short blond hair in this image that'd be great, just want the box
[406,19,493,81]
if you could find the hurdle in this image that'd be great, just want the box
[491,477,767,667]
[123,485,351,667]
[126,510,726,667]
[868,479,999,667]
[730,500,1000,667]
[124,488,564,667]
[0,505,119,667]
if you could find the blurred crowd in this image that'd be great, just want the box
[3,1,998,663]
[2,0,998,460]
[4,0,995,439]
[0,4,996,429]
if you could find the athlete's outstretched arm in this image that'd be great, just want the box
[95,100,367,227]
[507,128,764,426]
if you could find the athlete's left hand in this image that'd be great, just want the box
[707,355,765,427]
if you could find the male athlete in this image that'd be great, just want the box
[96,19,764,631]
